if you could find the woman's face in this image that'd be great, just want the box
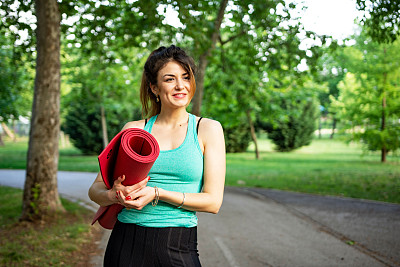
[151,61,192,109]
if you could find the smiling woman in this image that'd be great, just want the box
[88,45,226,267]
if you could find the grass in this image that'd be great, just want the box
[0,186,103,266]
[0,137,99,172]
[236,137,400,203]
[0,135,399,203]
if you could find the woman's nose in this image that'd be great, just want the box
[176,79,185,90]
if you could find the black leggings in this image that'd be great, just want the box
[104,221,202,267]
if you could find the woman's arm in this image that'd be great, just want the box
[88,172,118,206]
[160,119,226,213]
[88,120,149,207]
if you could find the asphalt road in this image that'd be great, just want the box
[1,169,399,267]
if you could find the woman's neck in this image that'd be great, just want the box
[156,108,189,127]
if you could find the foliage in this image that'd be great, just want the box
[358,126,400,153]
[63,98,130,155]
[331,32,400,158]
[265,88,319,152]
[223,120,253,153]
[199,4,324,153]
[61,42,145,155]
[0,29,33,122]
[356,0,400,43]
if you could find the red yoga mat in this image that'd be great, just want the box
[91,128,160,229]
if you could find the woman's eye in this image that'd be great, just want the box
[166,78,174,82]
[183,76,190,80]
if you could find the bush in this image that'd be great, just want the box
[267,94,318,152]
[63,102,130,155]
[224,121,252,153]
[358,125,400,153]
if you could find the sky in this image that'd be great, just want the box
[299,0,363,41]
[161,0,363,42]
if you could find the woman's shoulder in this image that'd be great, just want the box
[195,116,223,135]
[122,119,146,131]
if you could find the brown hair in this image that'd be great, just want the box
[140,45,197,118]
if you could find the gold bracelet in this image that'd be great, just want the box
[177,192,185,209]
[152,186,159,207]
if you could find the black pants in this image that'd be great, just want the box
[104,221,202,267]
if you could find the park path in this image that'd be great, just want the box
[0,169,399,267]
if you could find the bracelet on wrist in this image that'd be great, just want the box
[177,192,185,209]
[152,186,159,207]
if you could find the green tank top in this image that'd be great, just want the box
[118,113,204,227]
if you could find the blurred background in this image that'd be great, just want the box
[0,0,399,264]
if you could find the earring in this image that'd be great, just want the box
[156,95,159,102]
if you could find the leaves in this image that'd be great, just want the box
[356,0,400,43]
[331,31,400,156]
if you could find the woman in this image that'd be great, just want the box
[88,45,226,266]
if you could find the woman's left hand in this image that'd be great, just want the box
[116,186,156,210]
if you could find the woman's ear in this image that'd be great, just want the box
[150,83,158,96]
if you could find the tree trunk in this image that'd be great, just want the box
[330,117,336,139]
[318,115,322,139]
[101,105,109,148]
[1,122,16,141]
[191,0,228,116]
[381,47,387,163]
[22,0,64,221]
[246,110,259,159]
[381,72,387,163]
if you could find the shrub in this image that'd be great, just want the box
[223,121,252,153]
[267,94,318,152]
[63,102,130,155]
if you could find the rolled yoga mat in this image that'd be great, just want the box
[91,128,160,229]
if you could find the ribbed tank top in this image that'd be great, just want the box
[118,113,204,227]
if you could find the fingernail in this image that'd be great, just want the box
[125,196,131,200]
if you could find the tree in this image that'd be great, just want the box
[0,24,33,145]
[22,0,64,221]
[168,0,318,116]
[356,0,400,43]
[311,45,346,139]
[331,32,400,162]
[1,0,167,221]
[61,44,143,154]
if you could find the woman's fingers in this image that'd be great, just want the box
[119,186,154,210]
[115,177,152,209]
[114,174,126,186]
[125,176,150,195]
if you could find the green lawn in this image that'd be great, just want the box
[1,135,399,203]
[0,186,102,266]
[233,138,400,203]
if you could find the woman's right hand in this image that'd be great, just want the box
[110,175,150,204]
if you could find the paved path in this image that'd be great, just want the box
[0,169,399,267]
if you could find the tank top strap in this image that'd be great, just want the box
[189,114,203,156]
[144,115,158,133]
[188,114,196,139]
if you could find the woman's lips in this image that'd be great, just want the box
[173,93,187,99]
